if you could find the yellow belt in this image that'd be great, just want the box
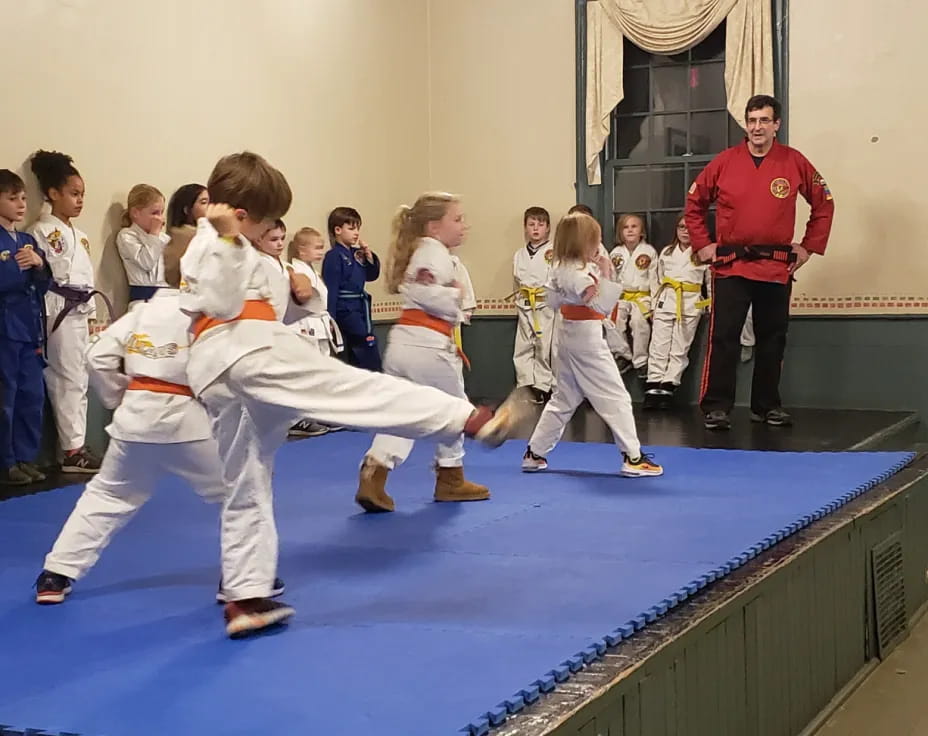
[621,290,651,316]
[658,277,711,320]
[518,286,546,336]
[453,325,465,368]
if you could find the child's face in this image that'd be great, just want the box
[255,225,286,257]
[621,218,643,247]
[334,222,360,246]
[676,220,691,246]
[297,235,326,264]
[50,175,84,219]
[0,189,27,225]
[189,189,210,223]
[427,201,467,249]
[131,198,166,235]
[524,216,550,245]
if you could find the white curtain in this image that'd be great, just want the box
[585,0,773,185]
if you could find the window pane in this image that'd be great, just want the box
[690,63,726,109]
[616,67,650,114]
[686,162,707,188]
[623,38,650,67]
[728,114,745,146]
[652,113,689,157]
[650,211,683,249]
[692,23,726,61]
[653,52,688,66]
[613,166,649,213]
[690,111,728,155]
[652,65,689,112]
[614,116,649,160]
[650,165,686,209]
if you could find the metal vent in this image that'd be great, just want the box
[871,533,907,658]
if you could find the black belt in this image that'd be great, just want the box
[48,283,116,333]
[715,244,797,265]
[129,285,160,302]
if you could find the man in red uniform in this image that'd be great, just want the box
[685,94,835,430]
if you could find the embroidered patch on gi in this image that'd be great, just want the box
[365,335,376,344]
[80,237,91,254]
[688,181,697,194]
[126,333,179,359]
[22,243,33,250]
[611,252,625,270]
[635,254,652,270]
[47,229,64,255]
[0,250,10,261]
[814,172,833,200]
[544,249,554,263]
[770,177,791,199]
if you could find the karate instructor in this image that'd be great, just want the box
[685,94,835,431]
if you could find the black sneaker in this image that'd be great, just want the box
[289,420,329,437]
[18,462,46,482]
[2,465,32,486]
[751,408,793,427]
[704,410,731,430]
[61,448,101,474]
[35,570,73,604]
[521,448,548,472]
[216,577,286,604]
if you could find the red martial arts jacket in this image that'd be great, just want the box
[685,139,835,284]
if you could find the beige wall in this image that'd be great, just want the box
[425,0,577,311]
[788,0,926,314]
[0,0,430,313]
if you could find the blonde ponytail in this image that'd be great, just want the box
[385,192,458,293]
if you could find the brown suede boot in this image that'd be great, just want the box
[355,458,395,513]
[434,466,490,503]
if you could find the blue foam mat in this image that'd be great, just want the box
[0,435,913,736]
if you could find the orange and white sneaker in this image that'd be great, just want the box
[621,453,663,477]
[224,598,295,638]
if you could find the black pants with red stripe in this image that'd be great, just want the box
[699,275,791,415]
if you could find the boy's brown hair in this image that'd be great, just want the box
[327,206,362,238]
[0,169,25,196]
[207,151,292,221]
[523,206,550,226]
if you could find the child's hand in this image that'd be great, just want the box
[206,204,240,239]
[358,240,373,262]
[14,247,42,270]
[594,253,613,278]
[580,283,599,303]
[289,271,314,303]
[148,216,165,235]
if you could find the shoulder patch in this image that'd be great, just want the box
[635,254,652,270]
[688,181,697,194]
[544,249,554,263]
[47,229,64,255]
[80,237,91,254]
[0,250,10,262]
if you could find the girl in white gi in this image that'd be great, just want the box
[117,184,169,307]
[512,207,556,403]
[605,214,658,378]
[33,249,287,638]
[29,150,101,473]
[286,227,344,438]
[521,213,663,477]
[355,193,495,513]
[644,215,711,409]
[179,153,521,626]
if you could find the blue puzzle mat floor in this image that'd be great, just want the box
[0,435,913,736]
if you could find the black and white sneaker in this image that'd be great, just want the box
[61,448,101,474]
[521,448,548,472]
[35,570,73,604]
[751,408,793,427]
[216,577,286,604]
[288,420,330,437]
[704,410,731,430]
[17,462,47,482]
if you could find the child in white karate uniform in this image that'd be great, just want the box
[605,213,658,377]
[355,193,495,513]
[29,150,101,474]
[117,184,170,307]
[286,227,344,438]
[179,153,521,629]
[521,213,663,477]
[644,214,711,409]
[34,249,286,636]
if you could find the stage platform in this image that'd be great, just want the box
[0,407,924,736]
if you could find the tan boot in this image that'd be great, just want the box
[355,458,395,513]
[434,466,490,503]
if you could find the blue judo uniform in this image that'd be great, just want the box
[322,243,382,372]
[0,229,50,471]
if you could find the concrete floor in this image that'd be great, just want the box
[819,611,928,735]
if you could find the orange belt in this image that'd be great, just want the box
[397,308,471,370]
[127,376,194,397]
[191,299,276,340]
[560,305,606,321]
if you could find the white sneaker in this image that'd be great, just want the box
[521,449,548,472]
